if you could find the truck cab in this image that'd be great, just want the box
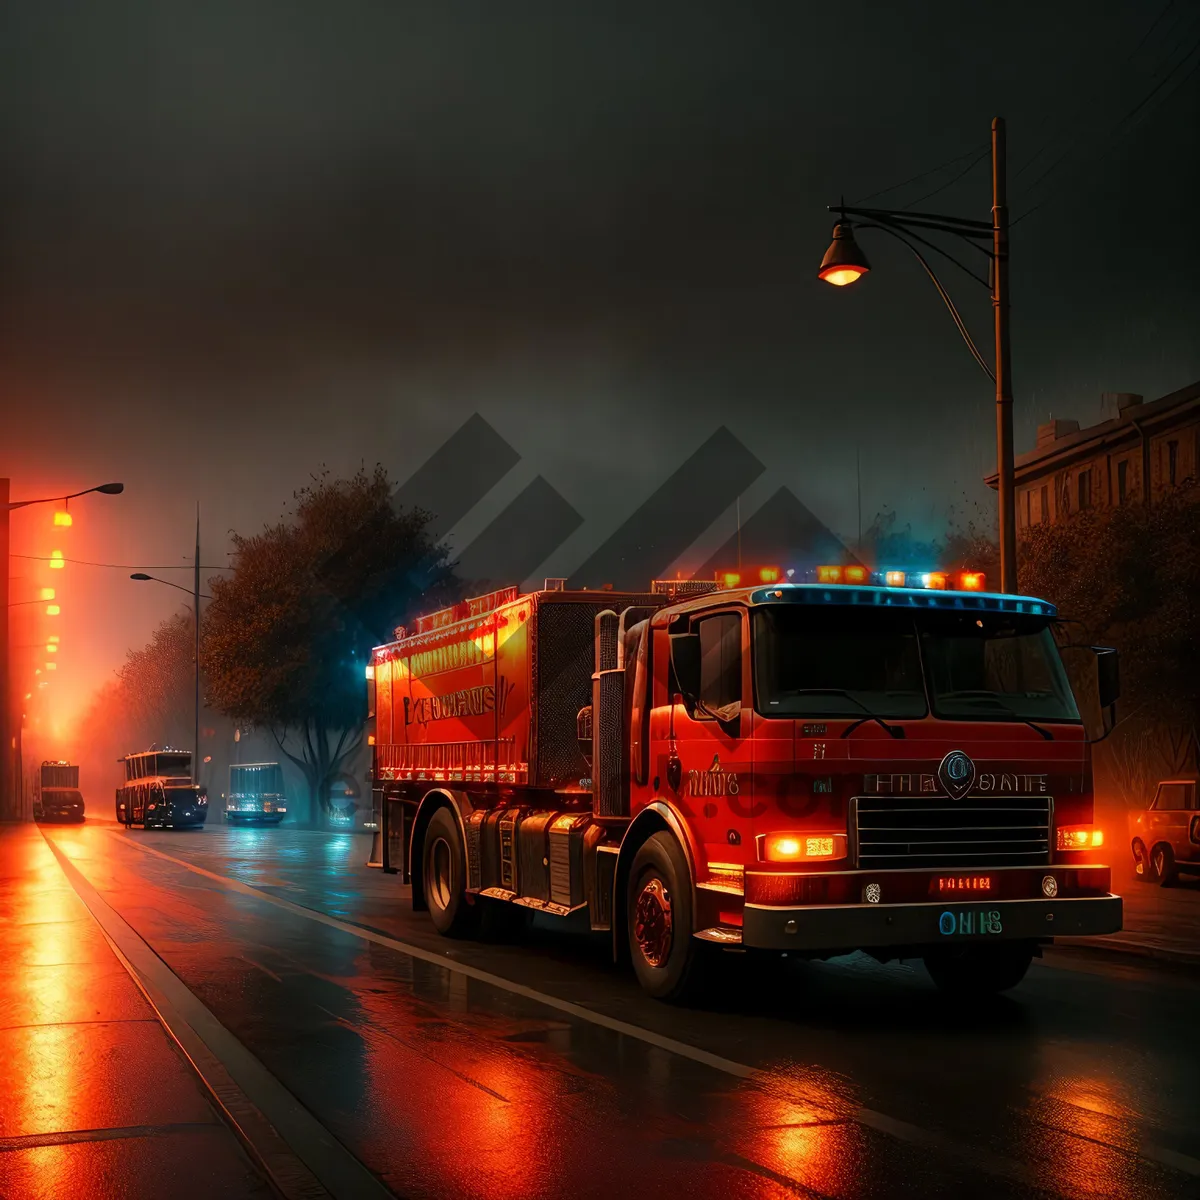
[1130,780,1200,885]
[224,763,288,825]
[34,760,84,822]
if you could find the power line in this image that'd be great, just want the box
[901,148,991,210]
[1014,0,1181,181]
[1013,33,1200,226]
[12,554,232,570]
[850,144,986,205]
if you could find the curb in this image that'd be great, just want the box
[1052,935,1200,969]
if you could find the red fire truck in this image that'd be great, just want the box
[368,568,1122,1001]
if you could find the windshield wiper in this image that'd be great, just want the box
[777,688,906,739]
[938,691,1054,740]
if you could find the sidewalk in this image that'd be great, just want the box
[0,823,274,1200]
[1063,864,1200,967]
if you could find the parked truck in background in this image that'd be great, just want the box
[368,569,1122,1002]
[224,763,288,825]
[34,760,85,822]
[116,748,208,829]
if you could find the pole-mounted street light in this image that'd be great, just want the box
[819,117,1017,594]
[0,479,125,819]
[130,512,207,787]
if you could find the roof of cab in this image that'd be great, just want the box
[650,582,1056,625]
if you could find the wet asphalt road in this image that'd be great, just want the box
[40,819,1200,1200]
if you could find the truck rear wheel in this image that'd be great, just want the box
[923,942,1034,996]
[627,832,705,1003]
[422,807,479,938]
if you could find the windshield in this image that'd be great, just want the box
[920,611,1079,722]
[44,789,83,804]
[165,787,198,803]
[752,605,1079,724]
[752,607,927,718]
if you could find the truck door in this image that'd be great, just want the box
[670,610,753,867]
[1149,782,1192,857]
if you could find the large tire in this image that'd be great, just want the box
[924,942,1035,996]
[626,831,706,1002]
[1152,843,1178,888]
[421,807,479,937]
[1132,839,1155,883]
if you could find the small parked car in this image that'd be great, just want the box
[1129,779,1200,885]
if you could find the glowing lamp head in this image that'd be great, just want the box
[816,565,842,584]
[49,550,64,569]
[45,644,57,653]
[53,511,72,527]
[45,605,60,616]
[40,588,55,600]
[818,220,871,287]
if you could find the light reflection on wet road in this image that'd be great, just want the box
[44,821,1200,1199]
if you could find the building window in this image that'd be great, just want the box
[1040,485,1049,523]
[1023,491,1031,527]
[1078,470,1092,510]
[1117,459,1128,504]
[1168,440,1178,486]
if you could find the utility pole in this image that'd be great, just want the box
[0,479,10,820]
[194,504,201,787]
[992,117,1017,594]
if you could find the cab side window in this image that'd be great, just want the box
[1154,783,1193,810]
[697,613,742,712]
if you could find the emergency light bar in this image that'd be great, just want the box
[713,564,989,594]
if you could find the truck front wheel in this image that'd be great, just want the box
[923,942,1035,996]
[627,832,705,1002]
[422,807,478,938]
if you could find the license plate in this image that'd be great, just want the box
[935,874,993,895]
[938,907,1003,937]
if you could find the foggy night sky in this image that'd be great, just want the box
[2,1,1199,735]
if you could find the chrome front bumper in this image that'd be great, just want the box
[740,894,1122,952]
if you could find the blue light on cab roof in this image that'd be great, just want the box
[751,582,1056,617]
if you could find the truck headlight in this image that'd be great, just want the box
[761,832,848,863]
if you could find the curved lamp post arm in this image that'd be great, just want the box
[130,573,212,600]
[6,482,124,511]
[857,222,995,382]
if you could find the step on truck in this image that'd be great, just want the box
[34,760,85,822]
[368,570,1123,1001]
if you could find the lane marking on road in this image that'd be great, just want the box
[46,835,391,1200]
[108,831,1200,1185]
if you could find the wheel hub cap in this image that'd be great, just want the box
[633,878,673,967]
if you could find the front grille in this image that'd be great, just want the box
[854,796,1052,869]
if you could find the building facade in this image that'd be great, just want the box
[985,381,1200,529]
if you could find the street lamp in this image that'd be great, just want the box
[0,479,125,819]
[130,548,212,787]
[819,117,1017,594]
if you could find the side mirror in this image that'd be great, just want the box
[1093,646,1119,710]
[669,632,701,709]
